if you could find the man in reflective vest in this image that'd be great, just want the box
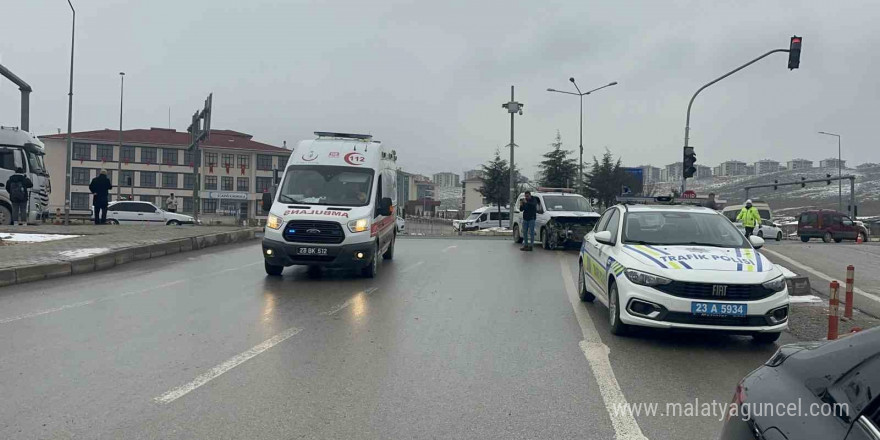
[736,199,761,238]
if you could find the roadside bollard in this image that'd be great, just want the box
[828,281,840,341]
[844,265,855,320]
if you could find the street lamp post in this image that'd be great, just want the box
[502,86,524,228]
[547,80,617,194]
[116,72,124,199]
[818,131,843,212]
[64,0,76,225]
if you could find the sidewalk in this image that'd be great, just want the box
[0,225,260,287]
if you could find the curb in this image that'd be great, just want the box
[0,228,258,288]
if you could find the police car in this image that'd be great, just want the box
[578,197,789,343]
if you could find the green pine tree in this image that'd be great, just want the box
[538,131,577,189]
[477,150,512,227]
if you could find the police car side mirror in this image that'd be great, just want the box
[261,192,273,212]
[749,235,765,249]
[595,230,614,245]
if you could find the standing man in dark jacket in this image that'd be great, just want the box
[5,167,33,226]
[519,191,539,251]
[89,169,113,224]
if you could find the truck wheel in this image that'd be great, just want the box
[0,205,11,225]
[800,236,809,243]
[383,234,395,260]
[822,232,833,243]
[264,261,283,276]
[361,242,379,278]
[513,224,522,243]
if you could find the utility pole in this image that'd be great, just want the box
[502,86,523,228]
[187,93,212,223]
[116,72,124,199]
[64,0,76,225]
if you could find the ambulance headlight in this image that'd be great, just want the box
[266,213,283,230]
[348,217,370,233]
[624,269,672,287]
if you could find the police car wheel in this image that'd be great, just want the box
[752,332,781,344]
[108,219,119,225]
[578,262,595,303]
[541,229,551,250]
[264,261,283,276]
[513,224,522,244]
[0,205,11,225]
[608,282,630,336]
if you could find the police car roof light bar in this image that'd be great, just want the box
[615,196,705,206]
[314,131,373,141]
[536,187,575,193]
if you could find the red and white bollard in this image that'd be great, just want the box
[844,265,855,320]
[828,281,840,340]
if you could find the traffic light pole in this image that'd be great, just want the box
[682,48,791,194]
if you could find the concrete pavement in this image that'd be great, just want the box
[1,238,793,439]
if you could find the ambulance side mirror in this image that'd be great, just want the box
[378,197,393,216]
[261,192,274,212]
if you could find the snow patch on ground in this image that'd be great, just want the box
[0,233,82,243]
[789,295,823,304]
[58,248,111,258]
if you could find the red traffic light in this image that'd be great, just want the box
[788,35,802,70]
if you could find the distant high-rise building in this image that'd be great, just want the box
[746,165,756,176]
[463,169,484,180]
[664,162,683,182]
[819,158,847,169]
[716,160,749,177]
[695,165,713,179]
[787,159,813,171]
[754,159,780,175]
[433,172,461,188]
[638,165,662,183]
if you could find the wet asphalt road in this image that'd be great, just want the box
[0,238,793,439]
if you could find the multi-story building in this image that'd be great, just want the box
[745,165,756,176]
[463,169,484,180]
[695,165,713,179]
[754,159,780,175]
[819,158,847,169]
[461,177,485,214]
[664,162,683,182]
[787,158,813,171]
[638,165,662,183]
[433,172,460,188]
[41,127,290,222]
[715,160,749,177]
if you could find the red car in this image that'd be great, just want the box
[798,209,869,243]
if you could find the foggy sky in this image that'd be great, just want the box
[2,0,878,178]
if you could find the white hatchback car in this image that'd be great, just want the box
[106,201,196,225]
[578,202,789,343]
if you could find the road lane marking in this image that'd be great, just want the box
[321,287,379,316]
[0,262,262,325]
[761,248,880,306]
[558,254,649,440]
[441,245,457,253]
[154,326,303,404]
[400,261,424,273]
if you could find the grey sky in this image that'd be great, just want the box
[2,0,878,178]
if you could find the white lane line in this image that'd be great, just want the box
[441,245,457,253]
[321,287,379,316]
[0,262,262,325]
[558,254,648,440]
[154,326,303,404]
[400,261,424,273]
[761,248,880,306]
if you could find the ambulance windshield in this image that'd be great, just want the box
[279,165,374,207]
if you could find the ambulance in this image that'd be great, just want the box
[261,132,398,278]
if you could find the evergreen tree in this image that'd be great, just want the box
[584,148,625,209]
[538,131,577,189]
[478,150,512,227]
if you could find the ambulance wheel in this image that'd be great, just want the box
[578,260,595,303]
[264,261,283,276]
[383,234,395,260]
[361,242,379,278]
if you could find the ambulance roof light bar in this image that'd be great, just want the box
[314,131,374,141]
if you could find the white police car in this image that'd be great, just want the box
[578,199,789,343]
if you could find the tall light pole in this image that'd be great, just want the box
[64,0,76,225]
[116,72,125,199]
[502,86,523,228]
[818,131,842,212]
[547,79,617,193]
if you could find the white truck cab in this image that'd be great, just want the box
[0,126,50,224]
[261,132,398,278]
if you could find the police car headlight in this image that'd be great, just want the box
[266,213,283,230]
[348,217,370,233]
[762,276,786,293]
[624,269,672,287]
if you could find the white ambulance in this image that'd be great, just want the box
[261,132,398,278]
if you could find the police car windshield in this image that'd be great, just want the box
[279,165,374,207]
[623,211,750,248]
[543,195,590,211]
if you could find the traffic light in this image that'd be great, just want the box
[683,147,697,179]
[788,36,802,70]
[801,176,806,188]
[826,174,832,185]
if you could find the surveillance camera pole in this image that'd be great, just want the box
[502,86,523,230]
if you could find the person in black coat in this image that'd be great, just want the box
[89,169,113,224]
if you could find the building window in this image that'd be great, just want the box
[72,167,90,185]
[140,171,157,188]
[162,173,178,188]
[138,195,156,205]
[97,145,114,162]
[237,155,250,169]
[204,175,217,190]
[256,176,273,193]
[120,146,135,163]
[257,154,272,170]
[237,177,249,192]
[162,148,178,166]
[221,176,234,191]
[183,149,195,167]
[71,192,90,210]
[182,197,193,214]
[202,199,217,214]
[221,154,235,167]
[141,147,157,164]
[205,152,218,166]
[183,173,195,190]
[73,143,91,161]
[120,170,134,187]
